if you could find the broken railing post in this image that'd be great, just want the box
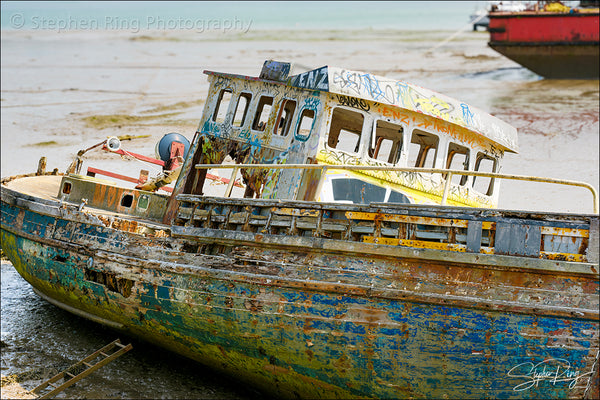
[37,157,47,175]
[441,172,452,206]
[224,166,240,197]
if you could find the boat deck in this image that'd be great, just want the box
[2,175,63,201]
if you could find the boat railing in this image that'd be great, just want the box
[194,163,599,213]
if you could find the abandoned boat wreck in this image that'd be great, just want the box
[1,60,598,399]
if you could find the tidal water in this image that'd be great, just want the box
[1,1,599,398]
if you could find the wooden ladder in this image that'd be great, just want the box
[32,339,132,399]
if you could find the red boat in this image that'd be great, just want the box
[488,1,599,79]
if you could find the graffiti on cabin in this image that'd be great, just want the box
[332,69,397,105]
[334,94,371,111]
[316,148,494,207]
[374,103,504,160]
[191,63,517,206]
[288,66,329,91]
[327,67,517,151]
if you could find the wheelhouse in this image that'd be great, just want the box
[171,60,518,211]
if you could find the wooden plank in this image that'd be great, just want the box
[170,226,598,274]
[466,220,483,253]
[173,195,592,227]
[492,223,542,257]
[524,224,542,257]
[495,223,524,256]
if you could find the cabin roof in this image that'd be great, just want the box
[204,62,519,153]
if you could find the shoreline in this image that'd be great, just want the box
[0,27,487,40]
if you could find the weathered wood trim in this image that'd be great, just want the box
[170,226,599,276]
[90,249,598,321]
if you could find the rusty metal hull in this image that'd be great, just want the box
[1,180,599,399]
[488,42,600,79]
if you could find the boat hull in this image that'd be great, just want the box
[1,185,599,399]
[488,42,600,79]
[488,11,600,79]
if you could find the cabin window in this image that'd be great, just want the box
[473,153,497,195]
[62,181,72,194]
[120,194,133,208]
[369,120,403,164]
[275,99,297,136]
[213,89,233,124]
[232,92,252,127]
[332,178,386,204]
[137,194,150,210]
[408,129,439,168]
[295,108,315,141]
[327,108,365,155]
[331,178,411,204]
[445,143,470,186]
[387,190,410,204]
[252,95,274,131]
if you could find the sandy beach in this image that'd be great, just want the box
[1,25,599,399]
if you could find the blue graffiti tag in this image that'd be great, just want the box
[461,103,475,126]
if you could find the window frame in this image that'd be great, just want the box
[212,88,234,124]
[445,142,471,186]
[232,91,253,128]
[251,95,275,132]
[294,107,317,142]
[274,98,297,137]
[368,118,404,165]
[407,128,440,168]
[473,152,498,196]
[325,107,367,155]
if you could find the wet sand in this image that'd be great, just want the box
[0,261,264,399]
[1,28,598,398]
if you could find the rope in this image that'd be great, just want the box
[425,12,488,54]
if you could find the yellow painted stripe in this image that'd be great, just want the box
[480,247,495,255]
[540,252,586,262]
[361,235,587,262]
[346,211,588,237]
[362,236,467,252]
[361,235,502,256]
[540,226,589,238]
[274,208,320,217]
[347,211,495,230]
